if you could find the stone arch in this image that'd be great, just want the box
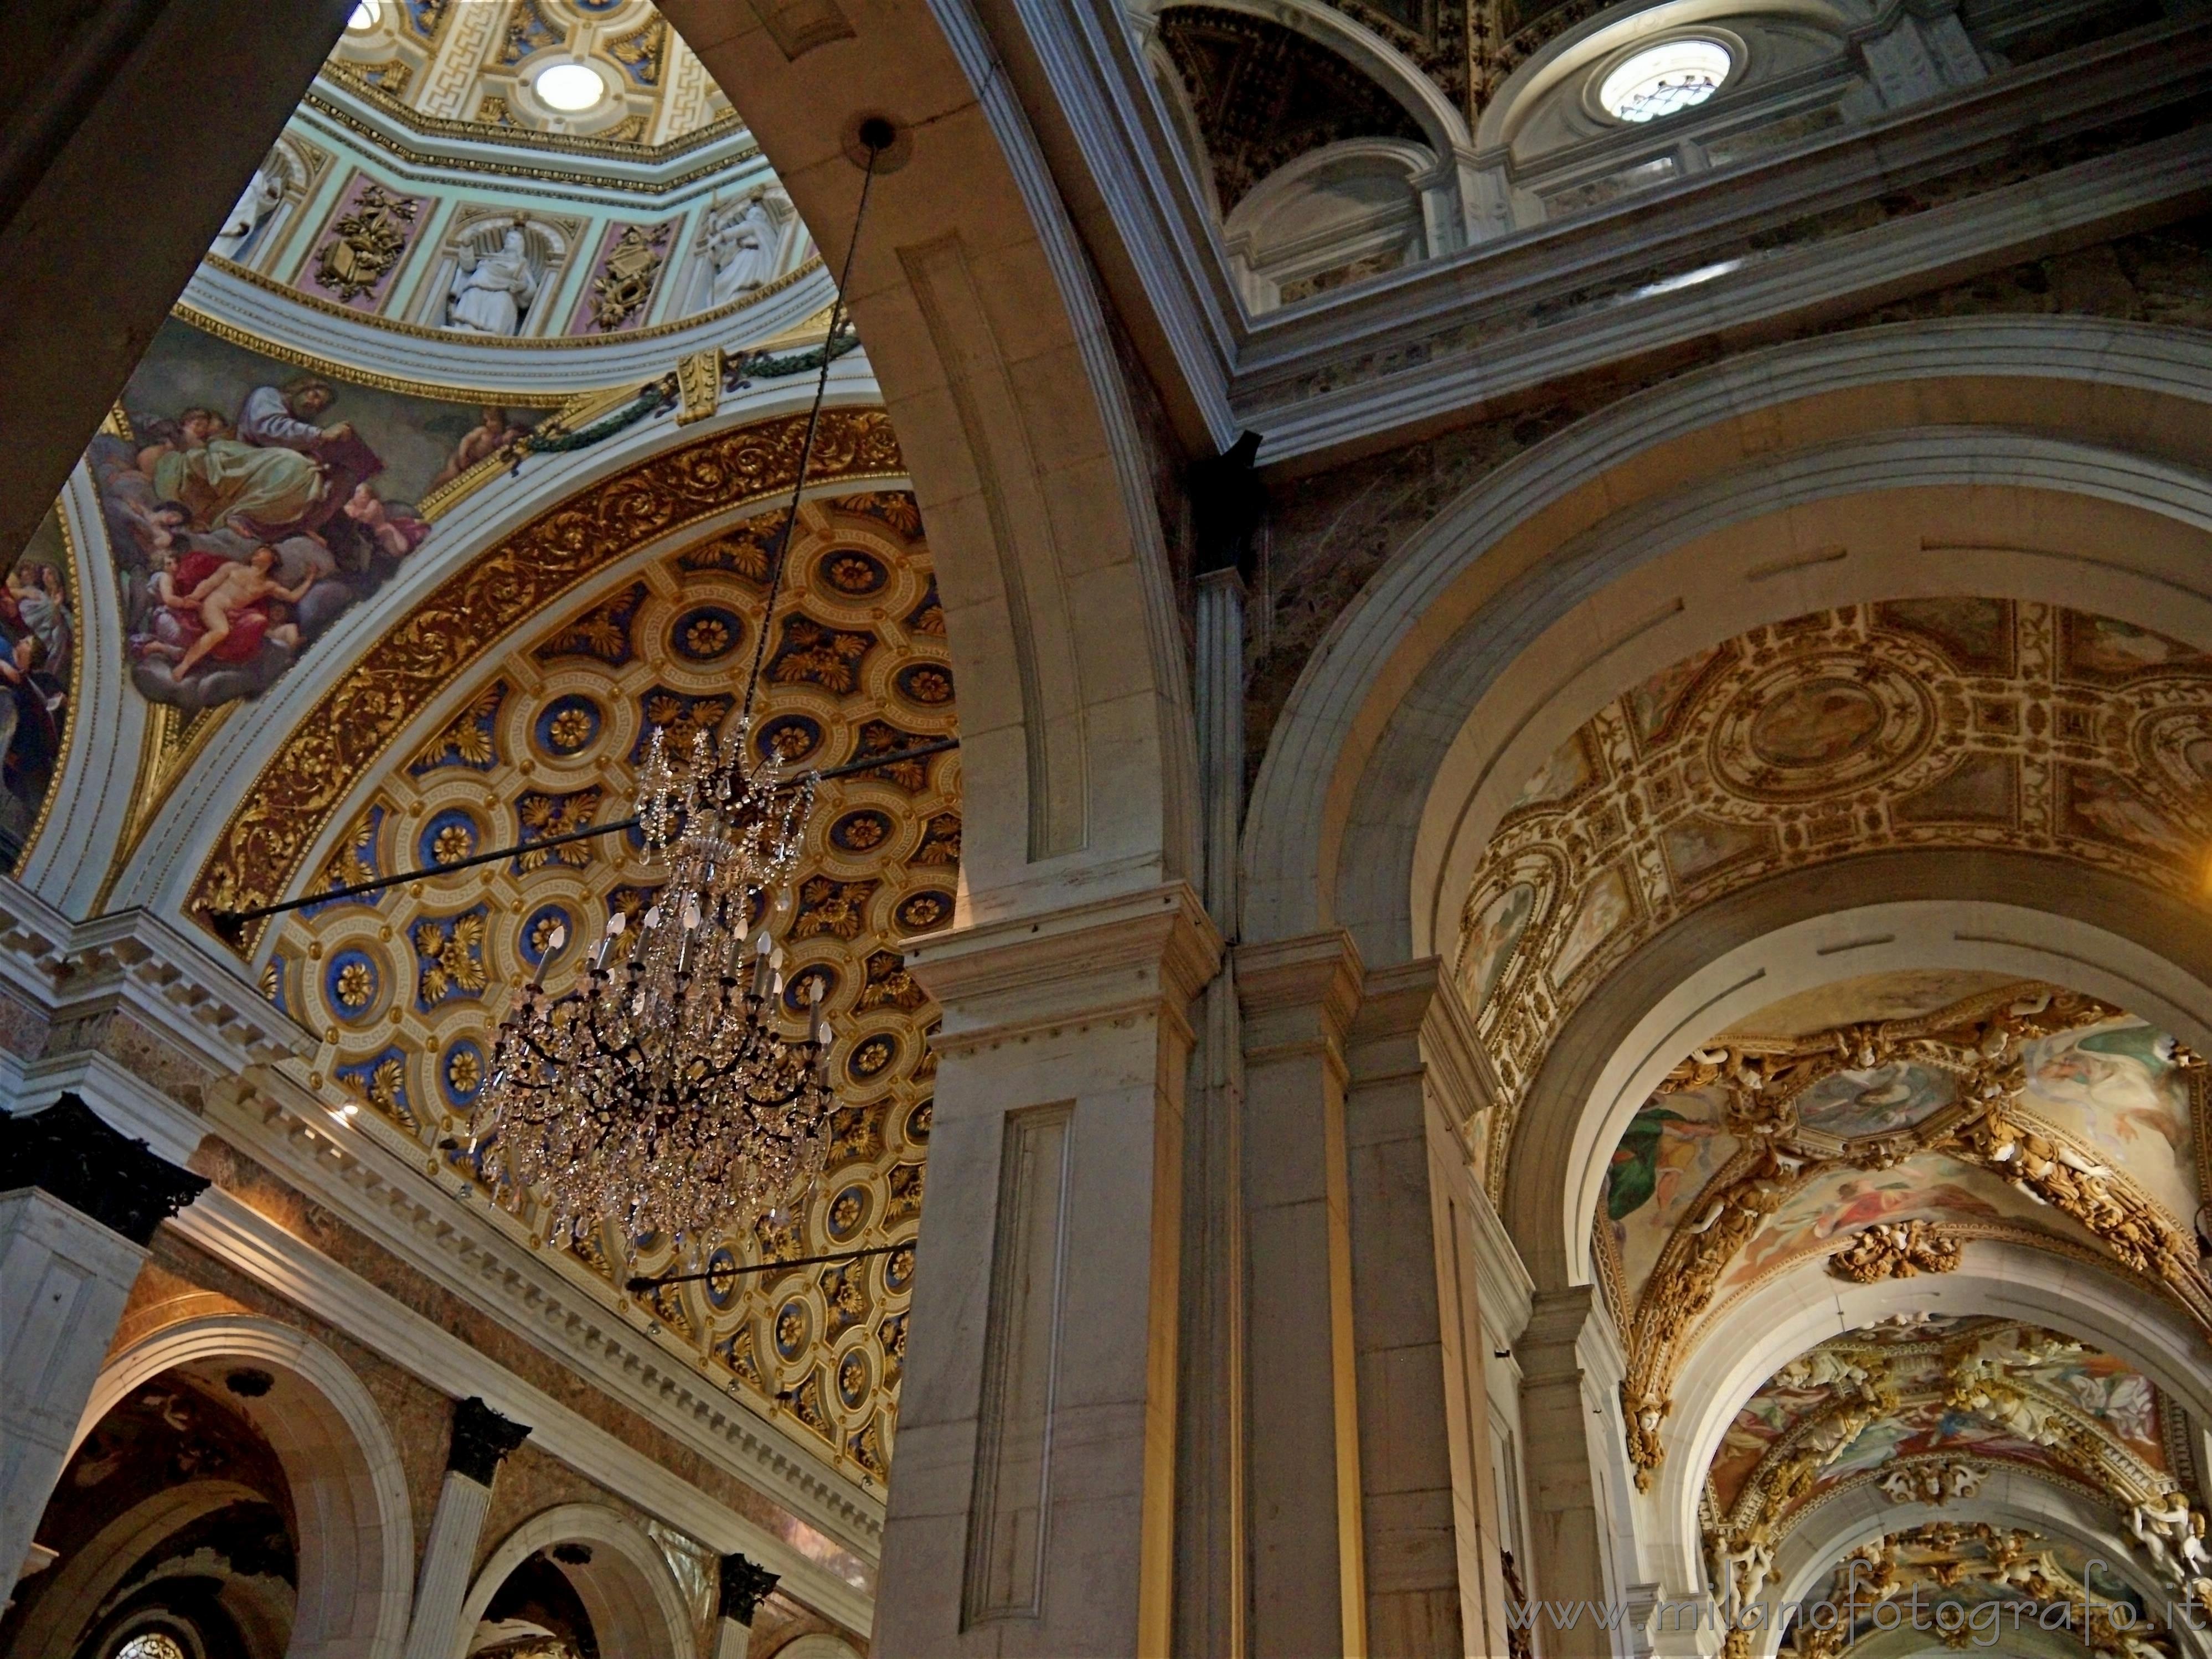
[770,1637,866,1659]
[1503,871,2212,1291]
[1652,1239,2212,1601]
[70,1314,415,1659]
[658,0,1201,911]
[1240,317,2212,960]
[456,1505,698,1659]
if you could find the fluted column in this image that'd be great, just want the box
[401,1396,531,1659]
[881,884,1221,1657]
[712,1554,780,1659]
[0,1094,205,1609]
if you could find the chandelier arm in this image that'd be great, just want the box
[207,740,958,943]
[734,136,885,737]
[623,1239,906,1293]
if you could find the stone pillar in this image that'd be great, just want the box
[1236,931,1367,1657]
[882,885,1220,1657]
[401,1396,532,1659]
[711,1554,780,1659]
[1519,1288,1618,1659]
[1344,960,1513,1658]
[1178,566,1248,1656]
[0,1094,205,1610]
[0,0,354,565]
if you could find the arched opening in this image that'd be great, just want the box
[460,1507,697,1659]
[1,1373,296,1659]
[12,1317,415,1659]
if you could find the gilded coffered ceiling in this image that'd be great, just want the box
[1457,600,2212,1197]
[265,487,955,1492]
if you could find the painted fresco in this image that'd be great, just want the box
[1605,1083,1740,1296]
[88,317,542,711]
[2015,1015,2197,1224]
[0,505,75,871]
[1719,970,2019,1041]
[1465,879,1536,1011]
[1792,1061,1956,1141]
[1721,1156,2056,1292]
[1710,1321,2169,1518]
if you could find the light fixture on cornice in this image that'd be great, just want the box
[465,120,904,1249]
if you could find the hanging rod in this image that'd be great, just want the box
[207,737,960,945]
[624,1239,905,1292]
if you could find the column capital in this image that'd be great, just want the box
[0,1092,207,1247]
[718,1553,781,1625]
[907,881,1223,1055]
[446,1396,531,1485]
[1234,929,1364,1066]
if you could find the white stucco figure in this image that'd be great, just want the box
[446,227,541,336]
[702,193,782,307]
[212,165,285,261]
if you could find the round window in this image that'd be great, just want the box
[1597,39,1732,122]
[346,0,382,31]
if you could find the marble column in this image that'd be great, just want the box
[1518,1288,1620,1659]
[881,884,1221,1658]
[401,1396,532,1659]
[1236,930,1367,1657]
[1344,960,1513,1657]
[0,1093,205,1610]
[711,1554,780,1659]
[0,0,354,565]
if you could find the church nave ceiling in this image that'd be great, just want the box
[1459,599,2212,1196]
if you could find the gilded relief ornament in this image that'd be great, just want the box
[314,182,421,300]
[1612,984,2211,1487]
[1463,603,2212,1193]
[590,223,671,330]
[1828,1219,1961,1282]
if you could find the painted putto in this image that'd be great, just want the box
[89,317,541,711]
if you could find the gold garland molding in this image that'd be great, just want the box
[1618,985,2212,1489]
[188,407,904,949]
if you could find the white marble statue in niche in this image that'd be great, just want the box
[445,225,543,337]
[697,192,793,309]
[212,157,288,262]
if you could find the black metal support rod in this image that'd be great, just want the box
[207,738,961,942]
[625,1239,904,1293]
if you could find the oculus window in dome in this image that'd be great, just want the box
[1597,39,1733,122]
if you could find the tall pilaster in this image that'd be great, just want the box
[401,1396,532,1659]
[1344,960,1511,1657]
[881,885,1221,1657]
[0,1093,205,1610]
[1519,1288,1620,1659]
[712,1554,780,1659]
[1236,931,1367,1658]
[1180,563,1249,1657]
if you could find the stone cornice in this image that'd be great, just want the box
[909,882,1224,1055]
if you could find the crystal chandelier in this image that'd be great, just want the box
[470,722,835,1242]
[458,125,900,1247]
